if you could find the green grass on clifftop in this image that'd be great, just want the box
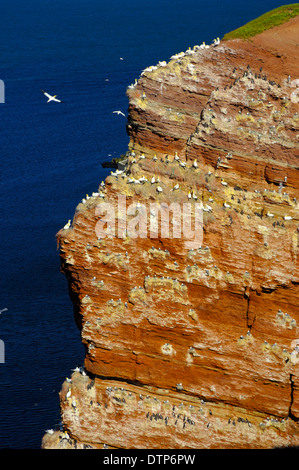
[223,3,299,40]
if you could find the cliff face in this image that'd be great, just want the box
[42,17,299,449]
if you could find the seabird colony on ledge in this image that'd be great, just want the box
[130,38,221,87]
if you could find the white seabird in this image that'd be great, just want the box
[111,169,124,176]
[64,219,71,230]
[113,110,126,117]
[138,175,147,183]
[199,42,210,49]
[41,90,62,103]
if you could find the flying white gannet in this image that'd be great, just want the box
[113,110,126,117]
[41,90,62,103]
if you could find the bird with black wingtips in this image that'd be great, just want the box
[41,89,62,102]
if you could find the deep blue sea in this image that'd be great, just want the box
[0,0,288,449]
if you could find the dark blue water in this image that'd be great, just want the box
[0,0,287,449]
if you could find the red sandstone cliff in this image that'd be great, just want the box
[42,17,299,449]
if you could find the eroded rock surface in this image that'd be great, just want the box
[42,18,299,449]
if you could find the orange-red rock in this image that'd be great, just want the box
[42,17,299,449]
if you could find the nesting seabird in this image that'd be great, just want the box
[64,219,71,230]
[138,175,147,183]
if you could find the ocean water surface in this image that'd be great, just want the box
[0,0,287,448]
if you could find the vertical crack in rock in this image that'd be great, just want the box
[185,102,211,162]
[244,286,253,330]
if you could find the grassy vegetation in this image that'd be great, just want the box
[223,3,299,40]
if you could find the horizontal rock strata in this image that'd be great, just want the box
[42,18,299,449]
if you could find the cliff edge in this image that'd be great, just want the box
[42,12,299,449]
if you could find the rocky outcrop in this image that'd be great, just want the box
[42,17,299,449]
